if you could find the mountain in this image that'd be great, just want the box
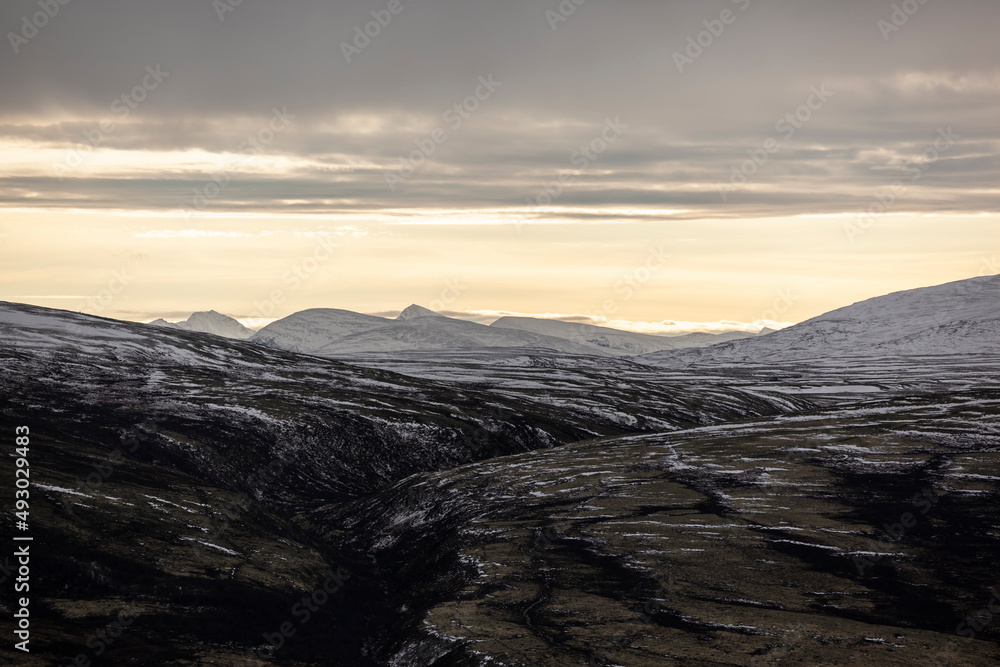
[249,308,392,354]
[253,306,609,357]
[396,304,441,320]
[3,298,999,664]
[150,309,255,340]
[490,316,757,356]
[669,330,763,346]
[640,274,1000,365]
[157,305,758,357]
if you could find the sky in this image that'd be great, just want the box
[1,0,997,332]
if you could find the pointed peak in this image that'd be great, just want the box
[188,310,226,318]
[397,304,440,320]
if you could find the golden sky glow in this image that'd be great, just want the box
[1,1,997,332]
[3,205,996,332]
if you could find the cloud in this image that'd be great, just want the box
[2,0,998,329]
[0,0,996,221]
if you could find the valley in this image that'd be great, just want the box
[1,274,998,665]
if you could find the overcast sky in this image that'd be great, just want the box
[1,0,997,330]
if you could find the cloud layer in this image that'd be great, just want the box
[0,0,997,220]
[1,0,997,328]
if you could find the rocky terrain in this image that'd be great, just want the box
[322,386,1000,666]
[1,276,998,665]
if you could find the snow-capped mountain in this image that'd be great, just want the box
[4,292,1000,666]
[249,308,392,354]
[150,310,255,340]
[252,305,606,356]
[320,316,604,356]
[640,274,1000,365]
[396,304,441,320]
[0,299,804,504]
[490,316,756,356]
[255,306,758,358]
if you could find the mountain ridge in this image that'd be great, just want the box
[150,309,255,340]
[490,315,757,355]
[639,274,1000,365]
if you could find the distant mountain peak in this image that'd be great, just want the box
[187,310,228,323]
[397,304,440,320]
[147,310,255,340]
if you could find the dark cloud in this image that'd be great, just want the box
[1,0,998,219]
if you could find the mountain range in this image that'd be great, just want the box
[153,274,999,360]
[150,309,256,340]
[2,273,999,664]
[490,315,756,355]
[250,304,761,357]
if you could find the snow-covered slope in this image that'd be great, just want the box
[317,316,603,356]
[490,316,756,356]
[253,306,606,356]
[150,310,255,340]
[671,331,762,346]
[640,274,1000,365]
[251,308,391,354]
